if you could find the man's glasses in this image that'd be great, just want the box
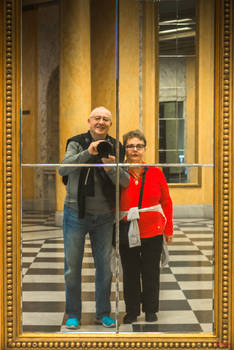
[90,116,111,122]
[125,144,145,150]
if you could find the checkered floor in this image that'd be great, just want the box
[22,211,214,333]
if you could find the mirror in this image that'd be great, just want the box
[1,0,234,348]
[21,0,214,334]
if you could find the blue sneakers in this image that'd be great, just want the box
[65,318,80,329]
[66,316,115,329]
[96,316,116,328]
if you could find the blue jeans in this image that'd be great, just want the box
[63,205,114,321]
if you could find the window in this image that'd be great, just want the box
[159,101,187,183]
[158,0,196,184]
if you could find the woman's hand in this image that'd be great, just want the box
[164,235,173,244]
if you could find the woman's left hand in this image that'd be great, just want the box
[164,235,173,244]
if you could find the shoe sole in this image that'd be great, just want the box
[102,324,115,328]
[66,325,80,329]
[96,320,116,328]
[123,319,137,324]
[145,317,158,322]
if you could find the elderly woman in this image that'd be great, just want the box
[119,130,173,324]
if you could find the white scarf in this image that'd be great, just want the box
[120,204,166,248]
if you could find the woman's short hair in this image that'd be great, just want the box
[123,129,147,147]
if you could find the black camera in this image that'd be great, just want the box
[97,141,113,158]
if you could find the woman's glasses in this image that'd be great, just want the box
[125,144,145,150]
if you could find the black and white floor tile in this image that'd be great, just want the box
[21,212,214,333]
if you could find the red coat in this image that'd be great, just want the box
[120,167,173,238]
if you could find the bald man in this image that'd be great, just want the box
[59,106,129,329]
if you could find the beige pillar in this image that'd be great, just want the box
[22,9,38,201]
[186,57,197,183]
[56,0,92,218]
[119,0,157,161]
[142,1,157,163]
[119,0,139,138]
[198,0,214,205]
[91,0,116,135]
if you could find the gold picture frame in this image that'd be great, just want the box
[0,0,234,349]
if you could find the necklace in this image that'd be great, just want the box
[134,177,139,185]
[130,168,143,186]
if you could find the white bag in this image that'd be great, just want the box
[161,239,169,268]
[110,247,123,275]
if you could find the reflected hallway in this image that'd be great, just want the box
[22,212,214,333]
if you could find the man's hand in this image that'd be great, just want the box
[101,155,116,172]
[88,140,105,155]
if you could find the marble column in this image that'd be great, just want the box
[56,0,92,224]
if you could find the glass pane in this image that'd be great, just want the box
[22,164,122,333]
[22,169,63,333]
[159,24,196,56]
[159,0,196,22]
[21,0,120,334]
[117,0,214,334]
[159,119,185,152]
